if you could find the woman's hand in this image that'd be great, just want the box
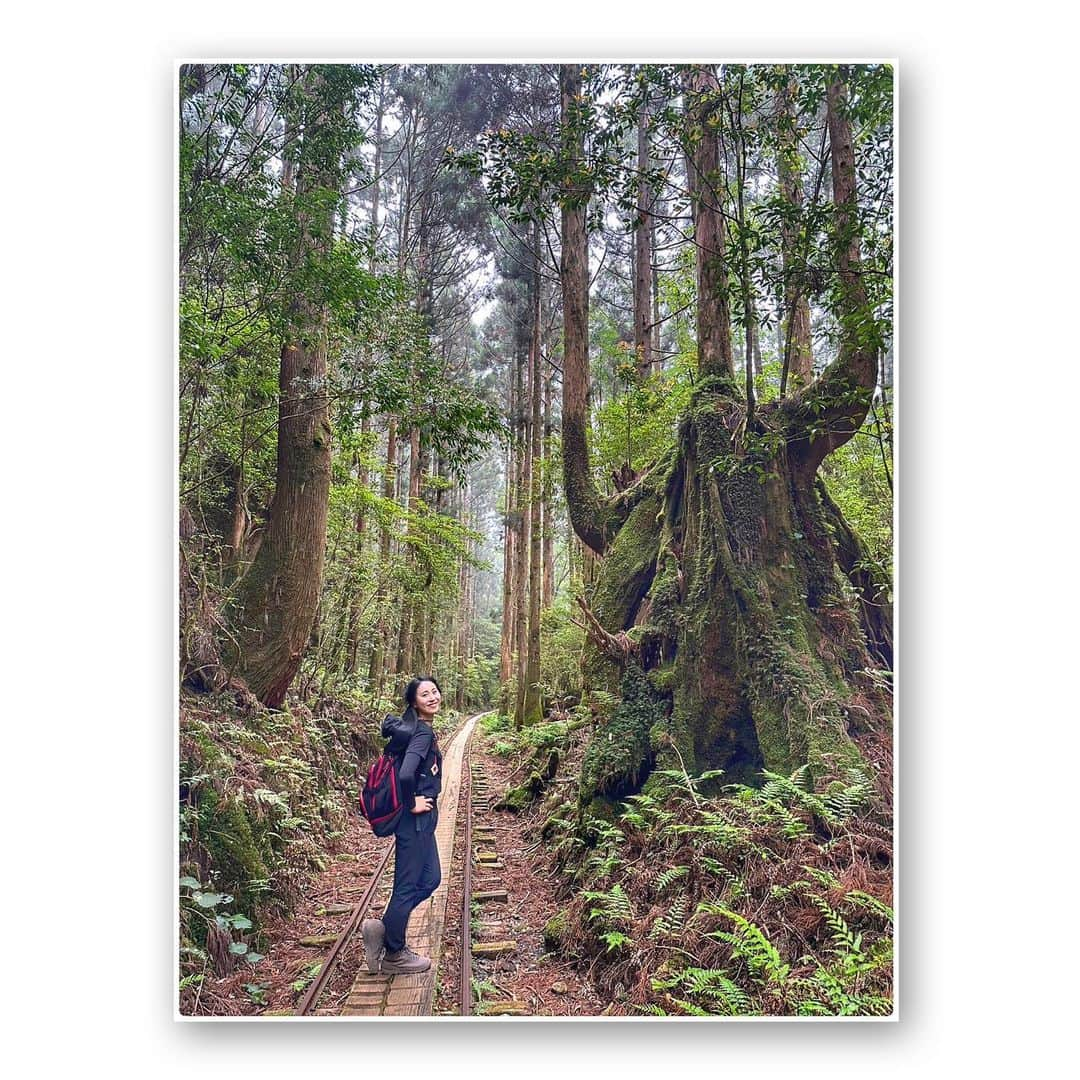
[411,796,433,814]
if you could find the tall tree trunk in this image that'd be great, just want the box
[651,211,662,366]
[634,94,654,379]
[368,415,398,695]
[512,287,531,725]
[682,65,734,380]
[499,417,516,689]
[776,75,814,390]
[231,67,340,708]
[396,423,422,677]
[520,230,545,727]
[559,64,629,555]
[571,68,887,812]
[344,406,371,675]
[541,346,555,610]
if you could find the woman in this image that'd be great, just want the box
[361,676,444,974]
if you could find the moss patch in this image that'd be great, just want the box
[579,663,662,806]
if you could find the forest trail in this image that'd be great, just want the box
[179,64,894,1018]
[340,711,485,1016]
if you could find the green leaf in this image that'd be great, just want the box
[229,942,249,955]
[179,876,202,890]
[194,892,224,908]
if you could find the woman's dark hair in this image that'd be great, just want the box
[404,675,442,708]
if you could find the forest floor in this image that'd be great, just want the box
[433,721,605,1016]
[188,810,389,1016]
[188,710,605,1017]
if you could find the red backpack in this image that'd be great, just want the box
[359,749,405,836]
[358,716,417,836]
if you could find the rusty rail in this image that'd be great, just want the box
[295,710,476,1017]
[460,742,474,1016]
[295,841,393,1016]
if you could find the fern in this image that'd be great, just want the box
[759,768,833,823]
[634,1003,669,1016]
[698,905,790,987]
[619,806,650,829]
[583,883,634,928]
[802,865,843,891]
[669,812,751,850]
[668,997,710,1016]
[620,792,670,830]
[649,894,690,941]
[699,856,737,884]
[653,864,690,893]
[652,967,753,1016]
[599,930,632,953]
[761,798,809,838]
[793,965,891,1017]
[808,895,864,957]
[846,890,894,923]
[823,768,875,819]
[584,847,624,880]
[249,788,290,813]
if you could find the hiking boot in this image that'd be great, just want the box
[361,918,386,973]
[380,948,431,974]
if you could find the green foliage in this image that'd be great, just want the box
[652,967,753,1016]
[591,334,694,482]
[583,883,634,928]
[539,596,586,700]
[579,664,660,804]
[179,63,505,715]
[648,894,689,942]
[699,905,791,985]
[179,693,375,957]
[178,873,264,1003]
[480,712,514,736]
[652,864,690,893]
[546,759,893,1016]
[291,962,323,996]
[820,404,893,569]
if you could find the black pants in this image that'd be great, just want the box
[382,806,440,953]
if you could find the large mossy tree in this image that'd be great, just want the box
[552,64,893,806]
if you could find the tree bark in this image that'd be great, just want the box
[782,72,879,483]
[682,65,734,381]
[559,64,629,555]
[520,229,545,726]
[368,415,397,695]
[776,75,814,389]
[634,94,654,379]
[541,343,555,610]
[231,67,339,708]
[572,68,888,810]
[499,412,515,688]
[513,273,531,724]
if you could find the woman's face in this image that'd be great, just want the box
[414,680,442,717]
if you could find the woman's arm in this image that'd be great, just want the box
[398,727,434,809]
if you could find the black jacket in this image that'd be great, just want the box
[381,709,442,808]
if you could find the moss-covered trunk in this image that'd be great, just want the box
[578,384,889,807]
[570,69,889,811]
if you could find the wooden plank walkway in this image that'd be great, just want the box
[341,712,483,1016]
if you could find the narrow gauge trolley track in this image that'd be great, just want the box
[294,841,393,1015]
[295,711,486,1017]
[459,737,473,1016]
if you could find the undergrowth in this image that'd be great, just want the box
[538,742,893,1017]
[178,687,456,1013]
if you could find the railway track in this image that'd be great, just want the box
[294,709,495,1017]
